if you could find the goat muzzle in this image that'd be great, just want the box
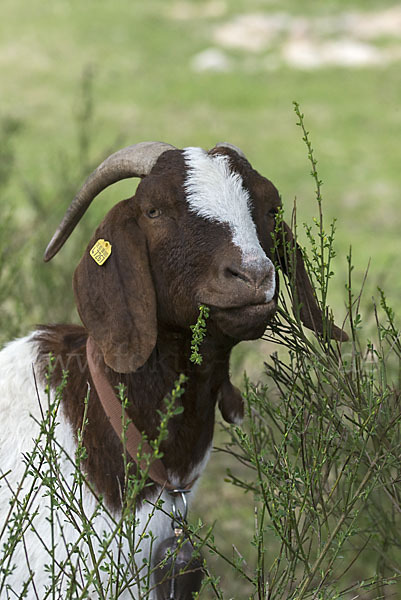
[201,252,276,310]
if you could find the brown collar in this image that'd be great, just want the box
[86,336,195,493]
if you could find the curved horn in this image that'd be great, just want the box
[214,142,247,159]
[44,141,176,262]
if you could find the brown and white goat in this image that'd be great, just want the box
[0,142,346,598]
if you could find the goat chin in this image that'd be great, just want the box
[0,334,206,599]
[210,300,277,340]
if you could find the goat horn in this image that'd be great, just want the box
[43,141,176,262]
[214,142,247,159]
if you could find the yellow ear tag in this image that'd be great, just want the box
[90,239,112,265]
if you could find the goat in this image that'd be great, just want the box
[0,141,346,598]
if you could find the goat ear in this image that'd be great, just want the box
[276,221,348,342]
[73,200,157,373]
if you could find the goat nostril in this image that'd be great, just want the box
[260,272,272,287]
[225,266,248,283]
[223,261,275,290]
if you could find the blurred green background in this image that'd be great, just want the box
[1,0,400,597]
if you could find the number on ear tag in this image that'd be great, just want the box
[90,239,112,265]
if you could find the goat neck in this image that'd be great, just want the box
[37,324,233,512]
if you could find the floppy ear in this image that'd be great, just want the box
[73,200,157,373]
[276,221,348,342]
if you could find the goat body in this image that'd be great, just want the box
[0,142,346,598]
[0,325,221,597]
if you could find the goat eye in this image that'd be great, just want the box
[147,208,162,219]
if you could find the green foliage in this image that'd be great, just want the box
[0,72,124,344]
[0,117,29,342]
[293,101,337,312]
[222,297,401,598]
[190,305,210,366]
[214,106,401,599]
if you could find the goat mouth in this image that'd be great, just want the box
[208,299,275,311]
[207,300,276,340]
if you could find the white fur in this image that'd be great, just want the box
[169,444,212,490]
[229,410,244,426]
[0,335,205,599]
[183,147,276,303]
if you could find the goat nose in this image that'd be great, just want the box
[224,259,274,290]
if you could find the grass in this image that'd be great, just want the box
[1,0,401,597]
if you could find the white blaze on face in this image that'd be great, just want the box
[183,147,276,302]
